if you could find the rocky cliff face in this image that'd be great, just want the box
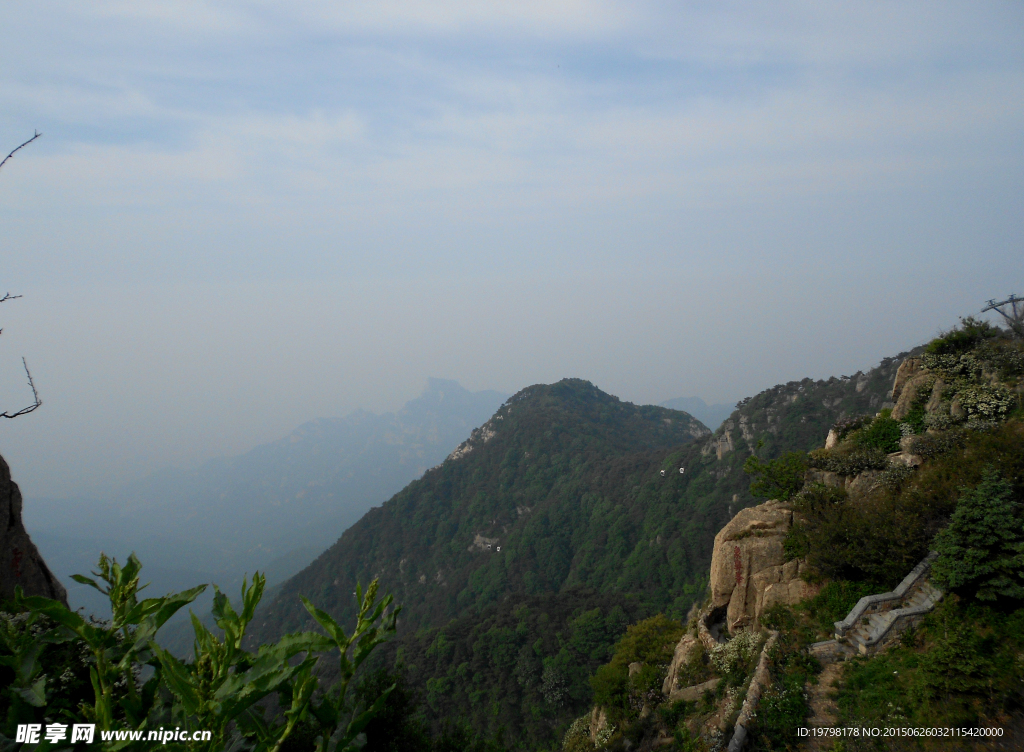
[1,453,67,605]
[709,500,819,634]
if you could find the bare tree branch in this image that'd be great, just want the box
[0,131,42,173]
[2,133,44,418]
[0,358,42,419]
[2,294,25,334]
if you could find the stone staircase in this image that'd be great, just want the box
[810,552,943,661]
[843,581,943,655]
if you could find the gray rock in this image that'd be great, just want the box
[891,357,923,403]
[671,678,720,702]
[1,453,67,605]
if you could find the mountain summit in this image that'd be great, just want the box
[253,379,710,639]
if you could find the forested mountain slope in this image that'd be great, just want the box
[251,360,911,747]
[254,379,712,640]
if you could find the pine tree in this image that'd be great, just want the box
[931,468,1024,601]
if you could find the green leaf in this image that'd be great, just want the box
[151,643,202,715]
[15,677,47,707]
[300,596,348,645]
[70,573,105,592]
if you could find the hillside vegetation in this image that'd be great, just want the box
[573,319,1024,751]
[7,330,998,751]
[252,361,906,746]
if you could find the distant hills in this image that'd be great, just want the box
[24,378,507,616]
[659,396,734,432]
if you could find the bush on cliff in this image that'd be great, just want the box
[931,467,1024,601]
[925,316,1002,356]
[744,451,807,500]
[589,615,682,727]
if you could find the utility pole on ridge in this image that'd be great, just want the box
[982,294,1024,339]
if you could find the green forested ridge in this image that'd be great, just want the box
[251,364,906,746]
[575,324,1024,751]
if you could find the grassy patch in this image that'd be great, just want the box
[800,580,880,638]
[836,597,1024,735]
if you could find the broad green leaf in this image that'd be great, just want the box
[15,677,47,707]
[300,596,347,645]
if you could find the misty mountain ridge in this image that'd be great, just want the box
[254,377,713,639]
[659,395,734,432]
[24,378,508,616]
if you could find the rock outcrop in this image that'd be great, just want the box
[1,453,67,605]
[709,500,819,634]
[890,356,923,403]
[662,633,700,697]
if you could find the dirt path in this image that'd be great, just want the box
[802,661,843,751]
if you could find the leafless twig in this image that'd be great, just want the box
[0,358,42,419]
[2,133,44,418]
[0,131,42,173]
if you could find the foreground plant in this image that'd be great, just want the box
[300,581,400,752]
[150,574,328,751]
[2,554,400,751]
[17,553,206,733]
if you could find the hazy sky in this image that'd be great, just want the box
[1,2,1022,498]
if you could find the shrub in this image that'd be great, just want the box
[782,523,811,561]
[561,715,594,752]
[829,415,871,442]
[925,316,1002,356]
[982,341,1024,377]
[807,446,888,475]
[744,452,807,500]
[589,615,682,724]
[954,383,1016,421]
[904,430,966,459]
[626,663,664,714]
[879,462,915,492]
[4,554,400,752]
[708,630,760,683]
[749,670,808,750]
[793,483,847,512]
[799,494,931,587]
[921,352,985,380]
[931,468,1024,601]
[918,620,994,698]
[672,642,712,689]
[850,413,901,453]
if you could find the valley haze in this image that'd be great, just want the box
[0,0,1020,509]
[0,2,1022,747]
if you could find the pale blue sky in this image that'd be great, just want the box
[1,2,1022,496]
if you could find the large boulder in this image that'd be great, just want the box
[1,453,67,605]
[709,500,818,633]
[662,633,700,697]
[891,372,932,421]
[891,357,923,403]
